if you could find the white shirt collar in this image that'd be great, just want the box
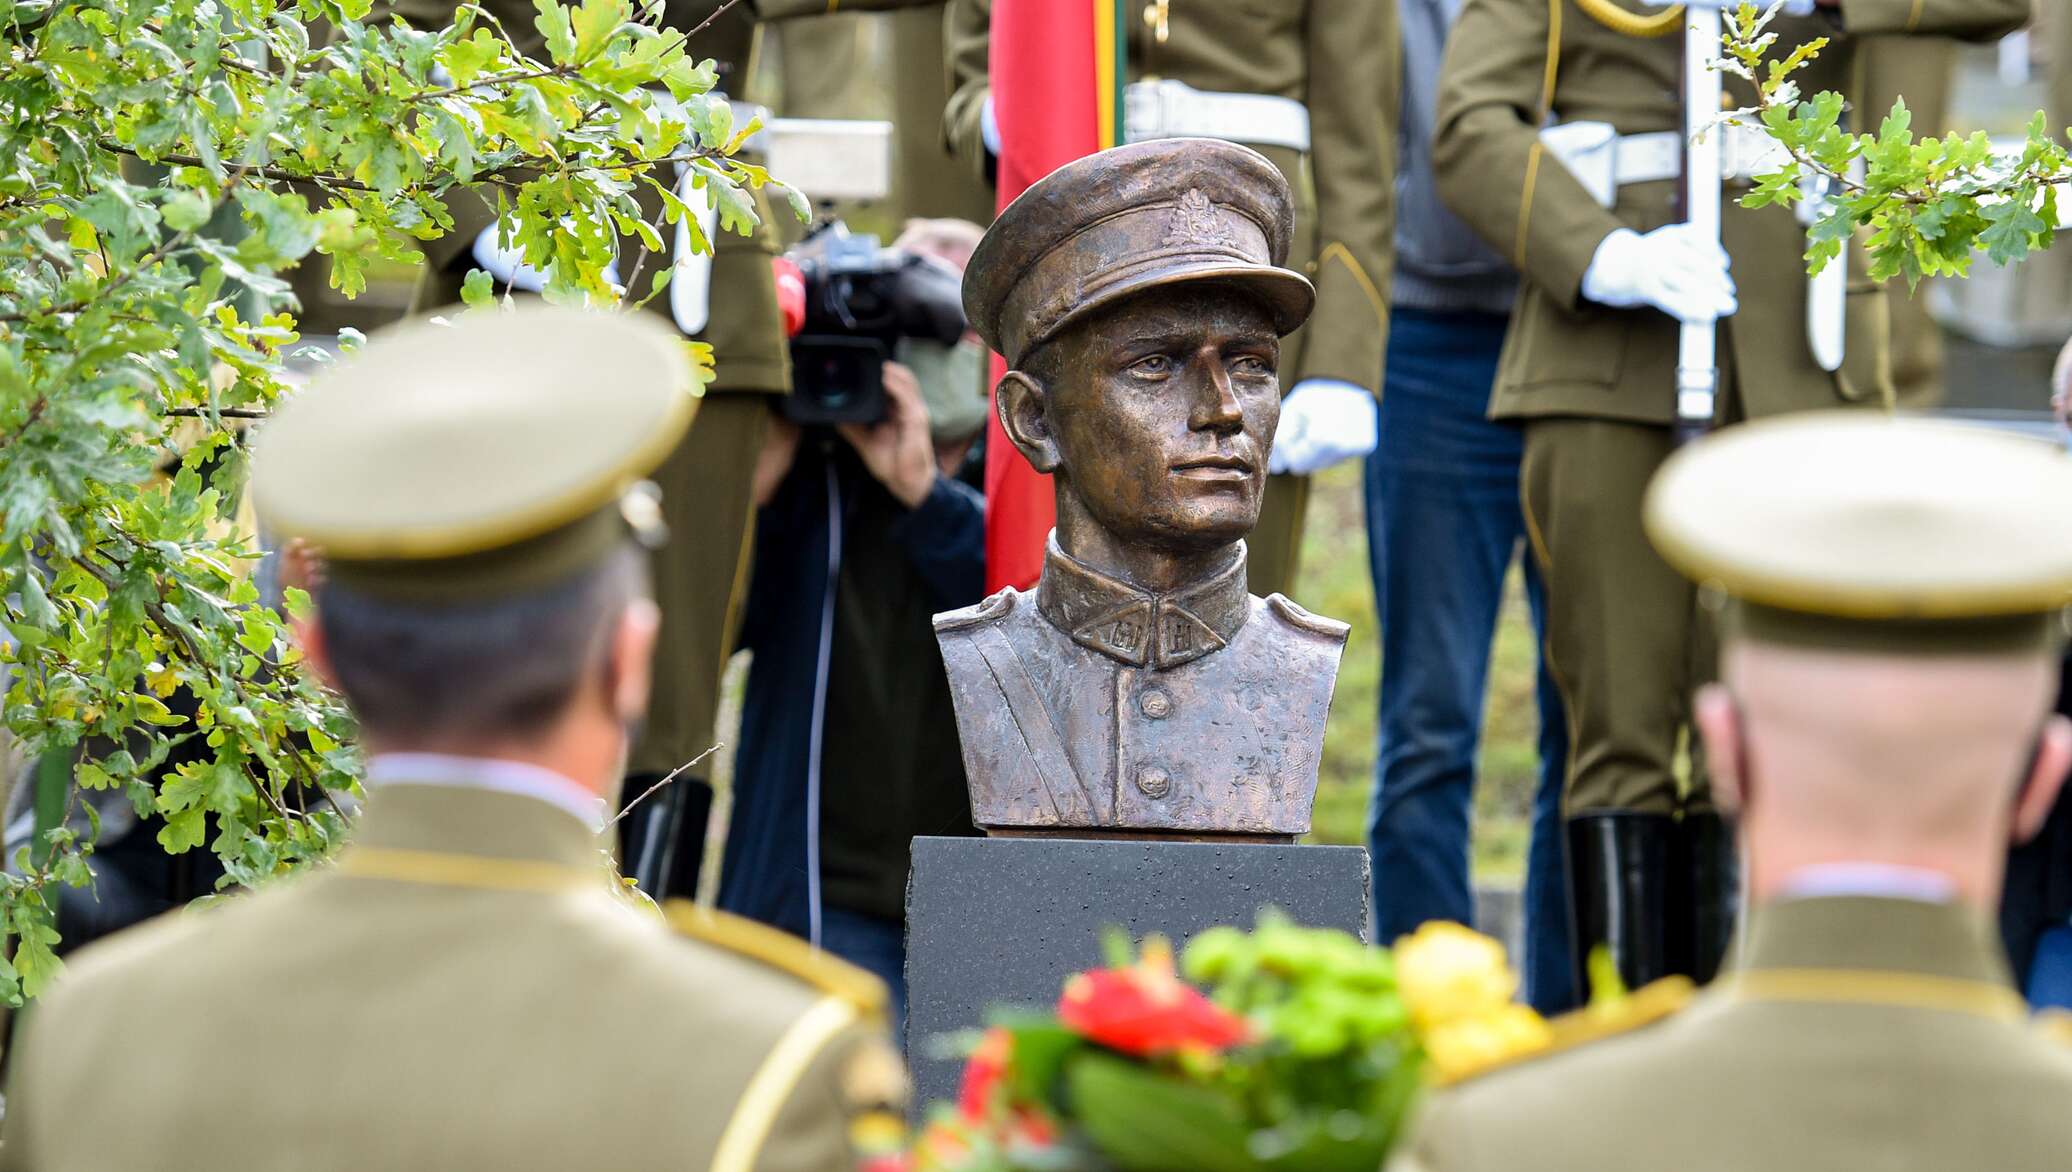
[364,753,607,833]
[1777,862,1959,905]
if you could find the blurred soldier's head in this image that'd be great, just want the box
[252,309,694,791]
[962,139,1315,564]
[1647,414,2072,910]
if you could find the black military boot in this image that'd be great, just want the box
[1566,812,1677,996]
[1673,811,1741,984]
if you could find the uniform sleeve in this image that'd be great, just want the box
[1432,0,1624,309]
[1295,0,1399,394]
[889,474,987,610]
[1383,1094,1470,1172]
[940,0,996,188]
[1835,0,2028,39]
[747,1017,908,1172]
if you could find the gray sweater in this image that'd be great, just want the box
[1394,0,1519,314]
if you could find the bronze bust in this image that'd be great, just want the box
[936,137,1349,839]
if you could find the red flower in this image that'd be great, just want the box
[1009,1106,1057,1147]
[1057,938,1250,1057]
[957,1027,1014,1121]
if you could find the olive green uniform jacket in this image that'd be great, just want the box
[1389,896,2072,1172]
[942,0,1398,598]
[757,2,994,230]
[0,783,899,1172]
[1435,0,2023,817]
[1433,0,2027,427]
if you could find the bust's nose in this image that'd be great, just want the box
[1187,348,1244,433]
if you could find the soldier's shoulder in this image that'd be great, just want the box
[1259,592,1352,644]
[18,880,309,1040]
[1443,976,1697,1089]
[2035,1009,2072,1052]
[660,900,888,1020]
[934,586,1021,635]
[655,903,907,1166]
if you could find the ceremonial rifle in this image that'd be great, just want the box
[1676,5,1723,446]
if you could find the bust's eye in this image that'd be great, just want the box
[1231,354,1271,377]
[1129,354,1176,378]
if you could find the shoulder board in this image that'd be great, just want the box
[1445,976,1696,1087]
[934,588,1017,634]
[2034,1009,2072,1049]
[1264,593,1351,642]
[662,901,887,1016]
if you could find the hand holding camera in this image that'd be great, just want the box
[836,362,939,509]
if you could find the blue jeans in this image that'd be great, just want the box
[1364,306,1577,1014]
[2029,925,2072,1010]
[821,904,908,1036]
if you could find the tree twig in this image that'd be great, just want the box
[603,742,721,830]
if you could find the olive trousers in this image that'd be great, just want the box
[1249,472,1311,601]
[1521,418,1716,816]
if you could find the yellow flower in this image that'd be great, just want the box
[1393,922,1517,1029]
[1421,1004,1554,1084]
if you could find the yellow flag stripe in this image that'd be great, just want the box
[1093,0,1121,149]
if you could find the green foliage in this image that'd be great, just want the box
[0,0,774,999]
[1723,1,2067,286]
[1180,913,1421,1164]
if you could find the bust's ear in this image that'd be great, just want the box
[998,369,1062,474]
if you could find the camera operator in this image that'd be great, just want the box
[717,219,987,1022]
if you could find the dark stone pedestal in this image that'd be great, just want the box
[903,835,1370,1114]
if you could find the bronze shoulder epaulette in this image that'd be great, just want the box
[1264,593,1351,642]
[662,901,887,1016]
[934,588,1017,634]
[1446,976,1696,1087]
[2034,1008,2072,1049]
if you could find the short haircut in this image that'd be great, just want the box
[315,542,646,742]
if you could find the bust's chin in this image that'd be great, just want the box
[1070,517,1254,560]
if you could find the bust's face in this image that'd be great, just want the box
[1039,285,1280,552]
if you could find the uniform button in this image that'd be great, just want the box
[1135,765,1171,799]
[1139,688,1173,719]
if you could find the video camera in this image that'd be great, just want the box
[785,223,968,426]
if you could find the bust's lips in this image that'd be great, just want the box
[1170,453,1254,482]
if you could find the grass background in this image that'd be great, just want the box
[1292,461,1542,882]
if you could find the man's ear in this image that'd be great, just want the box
[997,369,1062,474]
[608,597,662,724]
[2014,714,2072,844]
[1693,683,1746,818]
[293,616,340,693]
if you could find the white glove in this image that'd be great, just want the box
[470,221,619,295]
[1643,0,1811,11]
[1268,380,1378,476]
[980,93,1002,157]
[1580,224,1737,322]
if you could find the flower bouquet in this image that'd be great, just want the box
[908,913,1550,1172]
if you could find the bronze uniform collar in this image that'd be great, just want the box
[1035,537,1250,670]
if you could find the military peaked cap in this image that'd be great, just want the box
[963,137,1315,366]
[1645,412,2072,653]
[252,307,695,600]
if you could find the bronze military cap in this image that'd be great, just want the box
[252,307,696,600]
[1645,412,2072,654]
[963,137,1316,367]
